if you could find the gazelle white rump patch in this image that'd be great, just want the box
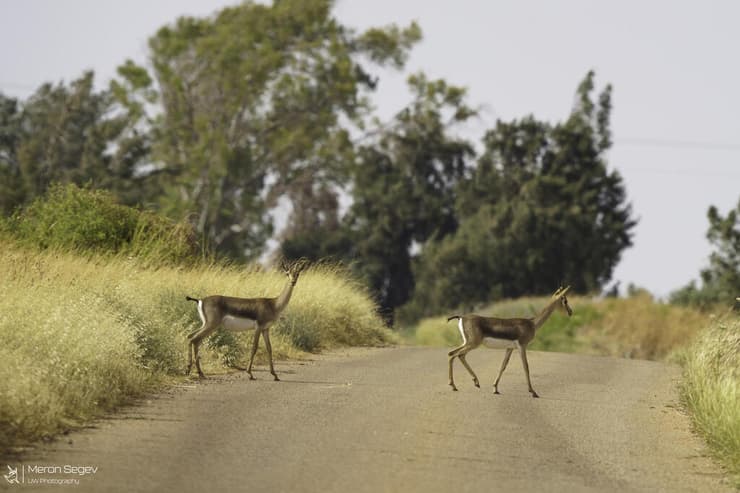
[196,300,206,325]
[458,318,467,345]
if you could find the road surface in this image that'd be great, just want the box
[5,347,730,492]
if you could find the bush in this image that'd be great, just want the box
[6,183,198,265]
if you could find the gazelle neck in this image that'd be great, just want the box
[533,298,560,330]
[274,277,296,313]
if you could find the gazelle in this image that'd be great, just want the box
[446,286,572,397]
[185,259,309,379]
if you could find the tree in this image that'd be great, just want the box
[0,94,23,214]
[340,74,476,322]
[403,71,636,321]
[0,72,154,214]
[132,0,421,260]
[671,198,740,308]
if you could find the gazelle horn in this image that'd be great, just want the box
[552,285,571,298]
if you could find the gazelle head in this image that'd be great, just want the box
[552,286,573,316]
[281,258,309,285]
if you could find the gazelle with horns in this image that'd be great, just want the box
[446,286,573,397]
[185,259,309,379]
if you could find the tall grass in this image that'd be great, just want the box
[681,318,740,483]
[0,242,392,450]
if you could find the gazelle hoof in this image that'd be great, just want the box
[531,392,539,398]
[494,390,501,395]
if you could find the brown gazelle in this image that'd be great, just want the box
[185,259,308,379]
[446,286,572,397]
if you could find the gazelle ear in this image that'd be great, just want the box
[560,286,571,297]
[552,286,564,298]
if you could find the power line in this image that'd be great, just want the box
[616,138,740,151]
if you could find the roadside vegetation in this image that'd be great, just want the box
[681,317,740,484]
[0,187,392,452]
[0,242,392,451]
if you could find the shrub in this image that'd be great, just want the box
[6,183,198,265]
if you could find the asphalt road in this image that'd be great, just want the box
[9,347,730,492]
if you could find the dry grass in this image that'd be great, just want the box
[581,293,711,360]
[0,242,392,450]
[681,318,740,484]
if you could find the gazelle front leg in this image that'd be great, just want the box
[262,328,280,381]
[518,346,539,398]
[246,328,261,380]
[493,348,514,394]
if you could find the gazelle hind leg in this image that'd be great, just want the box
[458,353,480,388]
[447,344,467,391]
[186,341,194,375]
[191,339,205,378]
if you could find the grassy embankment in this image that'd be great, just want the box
[0,244,394,451]
[410,295,739,482]
[681,317,740,485]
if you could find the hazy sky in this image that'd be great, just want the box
[1,0,738,297]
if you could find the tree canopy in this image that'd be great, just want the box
[1,2,641,325]
[400,72,636,321]
[671,198,740,308]
[139,0,421,260]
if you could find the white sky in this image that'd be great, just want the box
[1,0,738,298]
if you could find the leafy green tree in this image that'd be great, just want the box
[134,0,421,260]
[403,71,636,321]
[340,74,476,321]
[0,94,23,214]
[0,72,154,214]
[671,198,740,308]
